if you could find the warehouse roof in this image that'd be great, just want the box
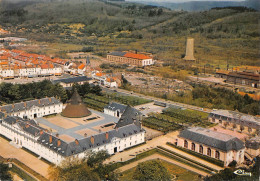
[53,76,92,84]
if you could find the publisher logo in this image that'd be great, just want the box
[233,169,251,176]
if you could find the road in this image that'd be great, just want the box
[103,87,212,113]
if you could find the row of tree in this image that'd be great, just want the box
[0,80,102,105]
[48,150,172,181]
[191,85,259,115]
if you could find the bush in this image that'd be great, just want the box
[166,142,224,167]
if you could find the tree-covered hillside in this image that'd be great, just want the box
[0,0,259,66]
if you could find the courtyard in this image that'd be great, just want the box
[35,109,119,141]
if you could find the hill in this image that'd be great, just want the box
[0,0,259,67]
[126,0,260,11]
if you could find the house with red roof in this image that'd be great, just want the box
[107,51,154,67]
[64,61,86,76]
[91,71,118,88]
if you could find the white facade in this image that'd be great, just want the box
[141,58,154,66]
[0,69,14,78]
[19,67,41,77]
[104,108,122,117]
[0,66,63,78]
[0,118,145,165]
[0,97,63,119]
[0,120,64,164]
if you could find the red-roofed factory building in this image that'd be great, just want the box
[107,51,154,67]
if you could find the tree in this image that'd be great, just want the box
[48,158,100,181]
[79,82,91,97]
[0,162,12,180]
[86,150,118,180]
[133,160,171,181]
[90,85,102,96]
[204,168,236,181]
[87,150,110,167]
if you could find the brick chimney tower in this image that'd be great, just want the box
[183,38,195,62]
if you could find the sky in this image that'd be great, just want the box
[126,0,245,2]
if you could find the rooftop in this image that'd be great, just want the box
[179,127,245,152]
[53,76,92,84]
[209,109,260,126]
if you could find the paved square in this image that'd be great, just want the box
[70,113,104,125]
[59,134,75,142]
[93,122,115,132]
[76,128,99,137]
[46,115,79,129]
[35,109,119,141]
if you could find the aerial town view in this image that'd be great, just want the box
[0,0,259,180]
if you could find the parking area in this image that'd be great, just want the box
[134,102,166,116]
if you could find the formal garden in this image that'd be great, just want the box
[142,107,214,133]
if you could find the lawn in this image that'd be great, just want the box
[119,159,200,181]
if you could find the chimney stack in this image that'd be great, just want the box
[105,132,109,140]
[49,98,52,102]
[12,104,15,109]
[75,139,79,145]
[24,102,27,107]
[183,38,196,61]
[56,133,59,138]
[38,99,41,104]
[91,136,94,145]
[84,133,87,137]
[49,135,53,143]
[57,139,61,147]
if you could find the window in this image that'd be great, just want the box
[184,140,188,148]
[207,148,211,157]
[215,151,220,159]
[191,143,195,151]
[199,145,203,154]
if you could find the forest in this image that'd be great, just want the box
[0,80,101,105]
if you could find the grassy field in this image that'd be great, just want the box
[119,160,200,181]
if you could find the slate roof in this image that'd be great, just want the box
[37,123,144,157]
[209,109,260,129]
[245,137,260,150]
[1,115,44,136]
[179,127,245,152]
[104,102,127,113]
[115,105,141,129]
[0,97,61,114]
[108,51,126,57]
[53,76,92,85]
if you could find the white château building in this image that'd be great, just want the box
[0,97,63,119]
[0,98,145,165]
[104,102,127,118]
